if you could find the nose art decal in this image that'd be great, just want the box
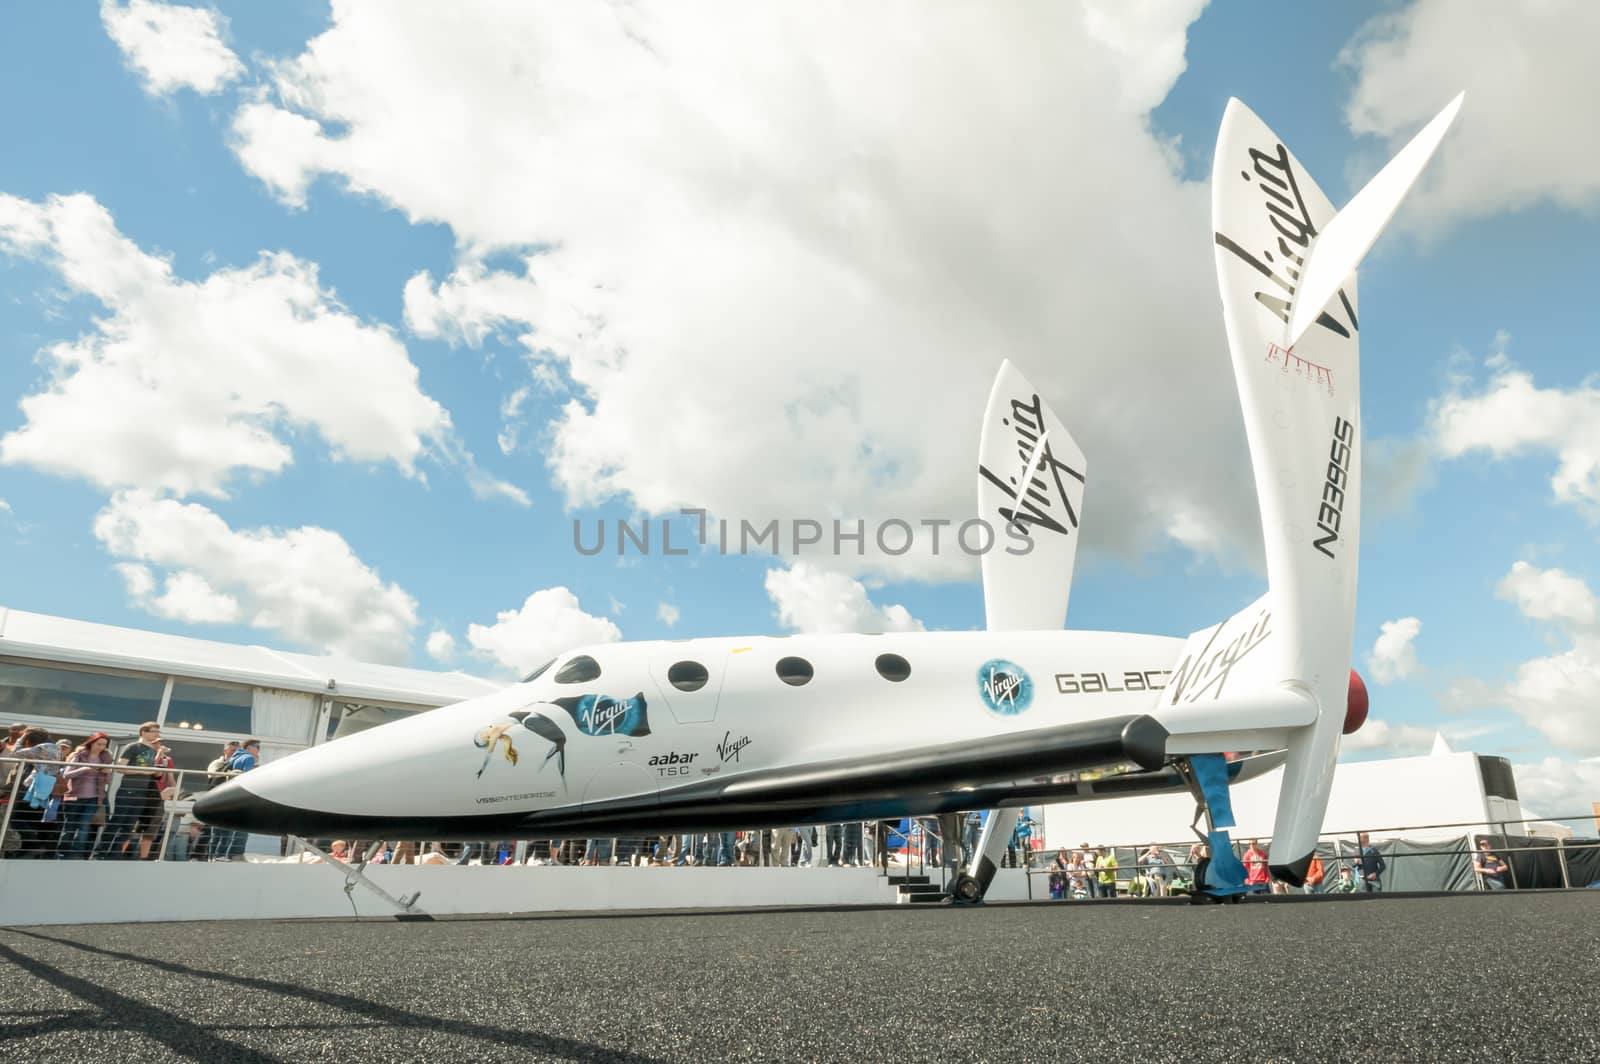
[472,721,521,778]
[517,710,568,788]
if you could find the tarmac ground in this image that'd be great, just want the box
[1,891,1595,1063]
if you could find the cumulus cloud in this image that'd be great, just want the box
[0,193,453,498]
[1341,0,1600,230]
[227,2,1274,580]
[114,562,156,599]
[466,587,621,676]
[142,570,242,624]
[95,491,419,662]
[1431,353,1600,518]
[1368,617,1423,685]
[1500,639,1600,756]
[765,562,924,634]
[425,629,457,663]
[1511,756,1600,823]
[1340,718,1439,758]
[101,0,244,96]
[1497,561,1597,628]
[656,602,680,628]
[1485,560,1600,756]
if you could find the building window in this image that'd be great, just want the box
[554,655,601,684]
[875,653,911,682]
[326,701,422,742]
[667,660,709,692]
[0,658,166,727]
[775,657,813,686]
[165,680,252,735]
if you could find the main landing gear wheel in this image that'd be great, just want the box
[949,873,983,905]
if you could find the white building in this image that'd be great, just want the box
[0,606,504,778]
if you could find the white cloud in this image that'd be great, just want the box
[1432,355,1600,517]
[466,587,621,676]
[1501,639,1600,756]
[1341,0,1600,230]
[466,469,531,508]
[0,193,452,498]
[1497,561,1597,628]
[765,562,924,635]
[404,265,544,349]
[1340,718,1439,758]
[1511,756,1600,823]
[95,491,418,663]
[1368,617,1423,685]
[101,0,244,96]
[1469,559,1600,756]
[656,602,680,628]
[143,569,242,624]
[1080,0,1207,113]
[114,561,156,599]
[425,629,457,663]
[227,3,1275,580]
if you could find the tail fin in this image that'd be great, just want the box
[1190,95,1459,881]
[976,360,1086,631]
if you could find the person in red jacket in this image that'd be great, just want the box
[1243,839,1271,891]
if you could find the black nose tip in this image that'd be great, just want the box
[194,781,292,833]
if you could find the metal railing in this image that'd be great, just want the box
[0,756,918,868]
[5,753,1593,892]
[1023,812,1600,897]
[0,755,250,862]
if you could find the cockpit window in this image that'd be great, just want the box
[668,660,709,692]
[521,658,557,683]
[775,656,813,686]
[554,655,601,684]
[875,653,911,682]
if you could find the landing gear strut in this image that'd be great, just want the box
[949,806,1022,906]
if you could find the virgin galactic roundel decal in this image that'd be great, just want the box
[978,659,1033,716]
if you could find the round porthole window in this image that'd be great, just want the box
[875,653,911,682]
[775,656,814,686]
[668,660,709,692]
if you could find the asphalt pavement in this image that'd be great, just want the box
[2,891,1595,1062]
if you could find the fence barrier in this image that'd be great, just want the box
[3,754,1594,897]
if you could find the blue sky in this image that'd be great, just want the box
[1,2,1596,814]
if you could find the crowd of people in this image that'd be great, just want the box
[3,724,1526,892]
[1,721,260,861]
[313,824,937,869]
[1045,842,1188,899]
[1036,831,1526,898]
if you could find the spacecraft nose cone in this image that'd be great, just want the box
[194,780,293,834]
